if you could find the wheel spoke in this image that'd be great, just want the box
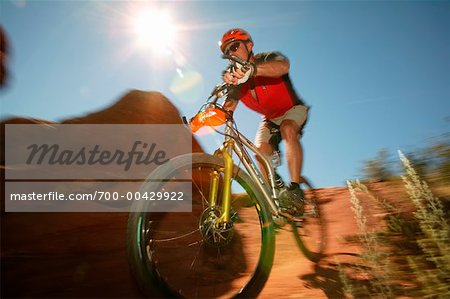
[151,229,200,243]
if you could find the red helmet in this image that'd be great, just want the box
[219,28,253,53]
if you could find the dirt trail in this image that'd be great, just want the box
[2,185,368,298]
[259,187,360,298]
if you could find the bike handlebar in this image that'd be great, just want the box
[222,54,249,66]
[184,54,250,128]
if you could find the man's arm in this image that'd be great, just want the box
[223,52,290,85]
[254,58,289,78]
[255,51,290,77]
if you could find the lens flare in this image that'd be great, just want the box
[170,68,204,103]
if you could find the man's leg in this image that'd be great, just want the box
[256,142,274,182]
[254,121,274,182]
[280,119,302,184]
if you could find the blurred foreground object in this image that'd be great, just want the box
[0,25,9,88]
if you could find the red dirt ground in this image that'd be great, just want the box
[1,184,391,298]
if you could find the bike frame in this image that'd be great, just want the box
[210,117,286,224]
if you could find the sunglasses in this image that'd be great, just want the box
[225,42,241,54]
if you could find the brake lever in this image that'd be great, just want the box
[222,54,253,76]
[222,54,248,66]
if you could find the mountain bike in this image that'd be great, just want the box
[127,55,326,298]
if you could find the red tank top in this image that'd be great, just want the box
[233,52,304,119]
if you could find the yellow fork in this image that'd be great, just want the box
[209,140,234,225]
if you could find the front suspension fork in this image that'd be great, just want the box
[209,141,234,226]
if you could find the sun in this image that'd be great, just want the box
[133,9,177,54]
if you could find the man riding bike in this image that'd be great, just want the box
[219,28,308,206]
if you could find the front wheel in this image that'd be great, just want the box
[127,153,275,298]
[291,177,327,262]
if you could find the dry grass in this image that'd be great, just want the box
[338,153,450,298]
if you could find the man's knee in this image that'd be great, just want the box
[280,120,299,142]
[257,142,273,155]
[255,143,273,163]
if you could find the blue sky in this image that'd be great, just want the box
[1,0,449,187]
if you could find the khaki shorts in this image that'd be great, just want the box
[254,105,308,147]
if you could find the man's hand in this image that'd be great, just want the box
[223,63,256,85]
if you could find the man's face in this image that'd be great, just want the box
[224,41,253,61]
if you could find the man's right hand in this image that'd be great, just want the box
[223,61,256,85]
[223,67,245,85]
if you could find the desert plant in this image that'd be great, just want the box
[347,180,394,298]
[400,151,450,297]
[424,138,450,184]
[361,149,395,182]
[340,154,450,298]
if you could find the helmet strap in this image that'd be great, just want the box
[244,42,253,62]
[246,50,253,62]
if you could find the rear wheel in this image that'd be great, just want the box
[291,177,326,262]
[127,153,275,298]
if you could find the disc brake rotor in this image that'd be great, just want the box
[199,207,234,247]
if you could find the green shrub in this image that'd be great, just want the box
[361,149,395,182]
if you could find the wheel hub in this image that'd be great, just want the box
[199,207,234,247]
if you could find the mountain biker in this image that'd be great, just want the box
[219,28,308,203]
